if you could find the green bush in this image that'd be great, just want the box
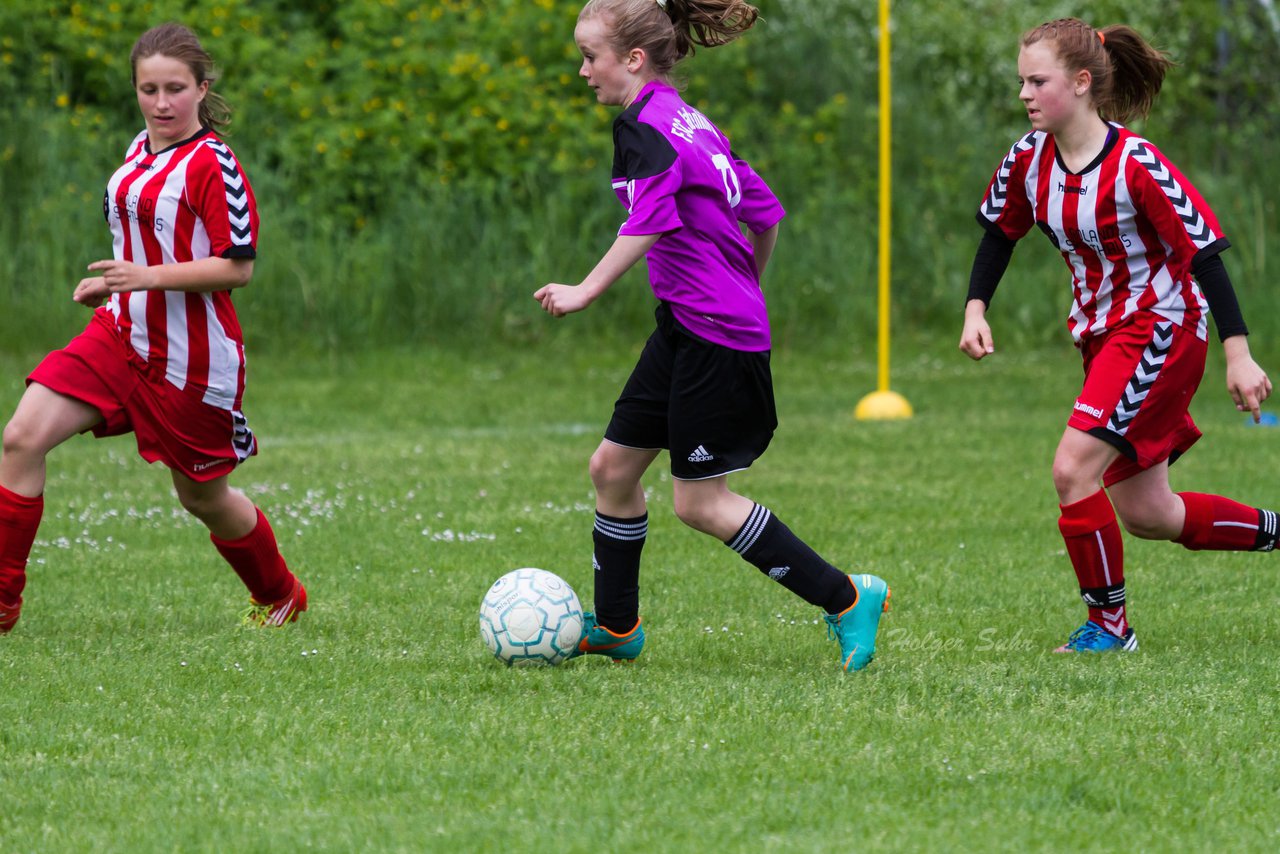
[1,1,1277,354]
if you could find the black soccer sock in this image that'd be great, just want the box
[725,504,855,614]
[591,512,647,633]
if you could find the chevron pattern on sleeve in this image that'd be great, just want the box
[981,131,1037,220]
[205,139,253,248]
[1130,142,1214,248]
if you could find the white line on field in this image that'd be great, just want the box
[262,422,600,446]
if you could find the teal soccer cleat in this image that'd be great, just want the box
[569,613,645,661]
[823,574,891,672]
[1054,620,1138,653]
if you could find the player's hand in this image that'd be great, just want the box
[1225,352,1272,423]
[534,283,593,317]
[73,276,110,308]
[87,259,156,294]
[959,301,995,361]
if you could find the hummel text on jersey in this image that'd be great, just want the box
[1057,181,1088,195]
[1073,400,1105,419]
[670,107,715,144]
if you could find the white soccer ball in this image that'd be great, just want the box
[479,568,585,666]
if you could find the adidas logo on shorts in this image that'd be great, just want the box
[687,445,714,463]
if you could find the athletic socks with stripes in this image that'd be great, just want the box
[726,503,856,614]
[1176,492,1280,552]
[591,512,647,634]
[1059,489,1129,637]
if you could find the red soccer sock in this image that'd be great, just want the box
[1176,492,1276,551]
[0,483,44,607]
[210,508,296,603]
[1059,489,1128,637]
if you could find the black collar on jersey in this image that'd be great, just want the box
[143,126,214,156]
[1054,124,1119,176]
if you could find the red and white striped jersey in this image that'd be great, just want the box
[101,128,259,410]
[978,124,1228,343]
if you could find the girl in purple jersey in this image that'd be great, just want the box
[535,0,889,672]
[960,18,1275,653]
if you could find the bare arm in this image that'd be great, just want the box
[534,233,663,317]
[748,223,780,281]
[74,257,253,307]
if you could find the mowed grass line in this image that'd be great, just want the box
[0,339,1277,851]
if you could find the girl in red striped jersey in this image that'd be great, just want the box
[961,18,1275,653]
[0,23,305,634]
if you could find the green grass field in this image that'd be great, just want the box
[1,336,1278,851]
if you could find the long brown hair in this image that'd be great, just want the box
[1022,18,1174,124]
[130,23,231,131]
[580,0,760,77]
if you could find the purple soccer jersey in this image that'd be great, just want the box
[612,81,785,351]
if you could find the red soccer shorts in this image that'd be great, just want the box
[27,312,256,482]
[1068,312,1206,487]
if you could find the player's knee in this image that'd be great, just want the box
[174,486,227,522]
[1119,516,1159,539]
[1051,459,1091,502]
[1117,507,1178,541]
[671,493,714,534]
[175,490,209,519]
[2,416,44,461]
[589,447,630,493]
[672,500,704,531]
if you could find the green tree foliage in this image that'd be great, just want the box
[0,0,875,223]
[1,0,1277,350]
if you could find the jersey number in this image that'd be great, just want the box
[711,153,741,208]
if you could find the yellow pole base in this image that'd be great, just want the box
[855,389,913,420]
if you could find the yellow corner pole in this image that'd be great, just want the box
[855,0,913,421]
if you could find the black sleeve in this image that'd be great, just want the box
[612,113,677,181]
[965,228,1016,307]
[1193,251,1249,341]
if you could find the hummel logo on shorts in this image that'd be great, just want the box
[768,566,790,580]
[688,445,714,462]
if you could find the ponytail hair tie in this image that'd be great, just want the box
[1097,30,1105,45]
[656,0,668,8]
